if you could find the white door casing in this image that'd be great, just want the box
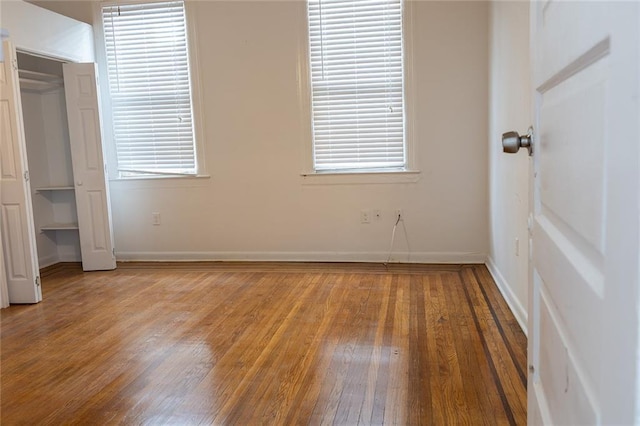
[0,64,7,308]
[529,1,640,425]
[63,63,116,271]
[0,229,9,308]
[0,40,41,304]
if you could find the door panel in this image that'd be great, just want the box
[536,2,610,86]
[0,40,41,303]
[3,204,29,279]
[538,286,597,426]
[1,102,18,179]
[539,57,607,255]
[63,63,115,271]
[530,1,640,424]
[87,190,107,251]
[79,108,100,170]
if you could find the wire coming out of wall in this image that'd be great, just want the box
[384,211,410,267]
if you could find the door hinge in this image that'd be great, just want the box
[24,170,29,182]
[35,276,41,287]
[12,59,18,71]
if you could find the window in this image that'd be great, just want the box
[102,1,197,177]
[307,0,406,172]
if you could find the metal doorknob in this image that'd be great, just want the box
[502,126,533,155]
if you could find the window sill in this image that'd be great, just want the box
[300,169,420,185]
[112,173,211,182]
[109,173,211,189]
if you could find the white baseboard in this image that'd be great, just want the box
[115,250,487,264]
[38,254,60,269]
[486,256,527,335]
[38,254,81,269]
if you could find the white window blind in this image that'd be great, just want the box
[308,0,405,172]
[102,1,196,176]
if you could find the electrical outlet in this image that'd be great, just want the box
[360,210,371,224]
[152,212,161,225]
[374,210,381,221]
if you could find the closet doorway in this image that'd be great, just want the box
[1,42,116,304]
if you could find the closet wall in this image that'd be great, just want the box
[18,53,81,268]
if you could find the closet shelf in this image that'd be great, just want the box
[19,69,63,93]
[19,69,62,82]
[40,223,79,232]
[20,79,60,93]
[36,186,75,192]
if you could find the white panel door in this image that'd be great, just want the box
[529,1,640,424]
[63,63,116,271]
[0,40,41,303]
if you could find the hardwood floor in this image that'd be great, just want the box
[1,262,527,425]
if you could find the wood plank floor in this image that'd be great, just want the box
[1,262,527,425]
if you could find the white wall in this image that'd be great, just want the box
[22,91,57,266]
[22,83,82,267]
[487,0,531,332]
[27,0,93,24]
[29,0,490,263]
[0,0,94,62]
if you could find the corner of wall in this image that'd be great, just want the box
[486,0,531,337]
[486,256,527,335]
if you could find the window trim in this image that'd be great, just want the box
[94,0,208,181]
[299,0,418,181]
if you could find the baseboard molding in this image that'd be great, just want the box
[38,254,81,269]
[486,256,527,335]
[40,262,82,277]
[38,254,60,270]
[115,250,487,264]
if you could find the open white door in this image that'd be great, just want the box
[63,63,116,271]
[528,1,640,424]
[0,40,41,303]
